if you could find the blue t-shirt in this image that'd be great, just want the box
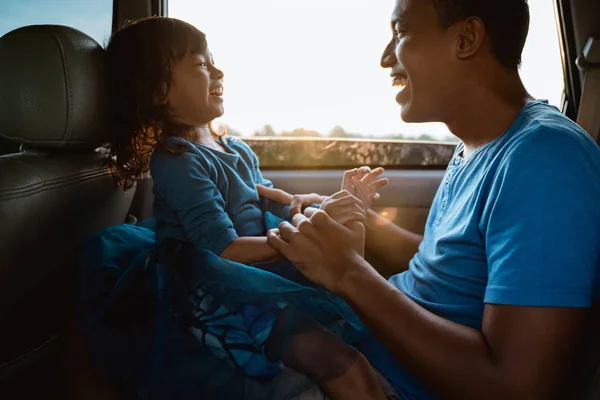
[363,101,600,399]
[150,136,291,256]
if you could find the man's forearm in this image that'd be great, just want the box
[337,262,533,400]
[220,237,281,264]
[364,210,423,276]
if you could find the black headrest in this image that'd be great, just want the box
[0,25,111,150]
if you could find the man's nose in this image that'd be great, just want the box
[381,39,396,69]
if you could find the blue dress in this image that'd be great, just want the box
[79,136,367,399]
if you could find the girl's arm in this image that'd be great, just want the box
[220,237,281,264]
[153,152,280,264]
[256,184,327,217]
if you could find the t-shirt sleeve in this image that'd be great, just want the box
[153,152,238,255]
[483,132,600,308]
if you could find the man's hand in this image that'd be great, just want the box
[256,184,327,216]
[341,167,389,211]
[319,190,367,226]
[267,211,367,292]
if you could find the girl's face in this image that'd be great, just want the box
[166,45,224,126]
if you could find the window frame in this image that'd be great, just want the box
[555,0,583,120]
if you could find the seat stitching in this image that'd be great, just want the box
[48,29,72,143]
[0,333,60,371]
[0,168,111,200]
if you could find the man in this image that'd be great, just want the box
[267,0,600,398]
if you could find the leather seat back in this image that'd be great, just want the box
[0,138,19,155]
[0,25,134,395]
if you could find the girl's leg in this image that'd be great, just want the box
[265,309,386,400]
[321,352,387,400]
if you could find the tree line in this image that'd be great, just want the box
[224,124,458,143]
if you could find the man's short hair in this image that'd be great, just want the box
[431,0,530,70]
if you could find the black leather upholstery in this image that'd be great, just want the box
[0,25,134,395]
[0,150,133,319]
[0,25,111,149]
[0,137,19,155]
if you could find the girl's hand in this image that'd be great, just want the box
[319,190,366,226]
[341,167,389,212]
[256,184,327,217]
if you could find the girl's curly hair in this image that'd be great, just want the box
[105,17,224,189]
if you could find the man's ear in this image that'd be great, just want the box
[455,17,485,61]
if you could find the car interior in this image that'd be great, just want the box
[0,0,598,398]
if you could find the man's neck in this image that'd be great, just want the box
[446,70,534,158]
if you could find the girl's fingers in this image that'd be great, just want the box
[357,166,371,176]
[292,212,309,228]
[360,167,385,185]
[352,178,372,203]
[369,178,389,192]
[290,198,303,216]
[316,194,329,203]
[341,169,359,192]
[342,169,359,181]
[303,206,319,218]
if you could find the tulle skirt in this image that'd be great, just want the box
[79,221,368,399]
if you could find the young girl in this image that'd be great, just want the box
[104,17,392,400]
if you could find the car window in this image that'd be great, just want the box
[168,0,563,168]
[0,0,113,47]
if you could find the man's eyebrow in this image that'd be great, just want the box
[392,15,406,26]
[390,16,406,29]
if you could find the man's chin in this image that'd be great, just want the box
[400,104,436,124]
[399,104,418,123]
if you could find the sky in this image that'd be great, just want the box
[0,1,112,47]
[169,0,565,138]
[0,0,564,139]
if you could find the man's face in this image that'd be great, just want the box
[381,0,462,123]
